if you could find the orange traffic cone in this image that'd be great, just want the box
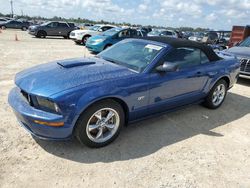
[15,34,19,41]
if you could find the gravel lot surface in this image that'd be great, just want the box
[0,30,250,188]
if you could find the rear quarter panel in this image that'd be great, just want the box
[204,58,240,93]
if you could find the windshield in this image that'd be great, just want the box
[102,28,122,36]
[89,25,101,31]
[41,21,51,26]
[148,30,162,36]
[239,37,250,47]
[97,40,163,72]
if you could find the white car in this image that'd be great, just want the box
[70,24,115,45]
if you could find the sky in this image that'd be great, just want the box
[0,0,249,29]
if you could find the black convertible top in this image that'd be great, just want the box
[139,36,221,62]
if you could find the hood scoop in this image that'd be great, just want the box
[57,59,96,68]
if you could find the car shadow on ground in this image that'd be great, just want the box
[32,36,68,40]
[35,92,250,163]
[237,77,250,86]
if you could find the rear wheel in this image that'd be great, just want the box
[74,100,124,148]
[1,25,6,30]
[36,30,46,38]
[204,79,227,109]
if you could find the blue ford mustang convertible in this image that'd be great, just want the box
[8,37,240,147]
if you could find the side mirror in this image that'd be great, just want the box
[156,62,178,72]
[98,28,103,32]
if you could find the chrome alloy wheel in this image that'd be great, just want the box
[212,84,226,106]
[86,108,120,143]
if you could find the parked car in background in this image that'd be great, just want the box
[147,29,178,38]
[70,24,115,45]
[201,31,218,44]
[220,36,250,77]
[188,32,204,42]
[28,21,77,38]
[182,31,194,40]
[77,23,94,30]
[139,27,152,34]
[0,20,31,30]
[0,17,9,24]
[86,27,143,53]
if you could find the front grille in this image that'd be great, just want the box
[20,90,33,106]
[240,58,250,73]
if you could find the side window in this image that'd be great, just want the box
[130,30,138,37]
[161,48,202,69]
[58,23,68,27]
[48,22,58,27]
[166,31,173,36]
[201,51,210,64]
[102,26,112,31]
[118,29,130,38]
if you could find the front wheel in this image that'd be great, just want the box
[74,100,125,148]
[204,79,227,109]
[82,35,90,45]
[21,26,27,31]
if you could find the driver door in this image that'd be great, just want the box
[46,22,59,36]
[147,47,209,115]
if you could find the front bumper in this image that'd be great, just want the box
[86,42,104,53]
[69,34,82,42]
[8,87,72,140]
[28,30,36,36]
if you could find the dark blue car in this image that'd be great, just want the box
[8,37,240,147]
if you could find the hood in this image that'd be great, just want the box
[15,57,136,97]
[225,46,250,58]
[88,35,109,41]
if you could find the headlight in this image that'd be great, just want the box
[77,32,85,35]
[36,96,60,113]
[94,39,104,43]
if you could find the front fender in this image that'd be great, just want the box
[75,86,128,116]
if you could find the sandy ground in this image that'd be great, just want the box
[0,30,250,188]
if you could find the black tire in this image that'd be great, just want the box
[63,36,68,39]
[203,79,228,109]
[74,99,125,148]
[82,35,90,45]
[1,25,6,30]
[36,30,46,38]
[74,41,81,45]
[21,26,27,31]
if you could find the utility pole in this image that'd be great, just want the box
[10,0,14,18]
